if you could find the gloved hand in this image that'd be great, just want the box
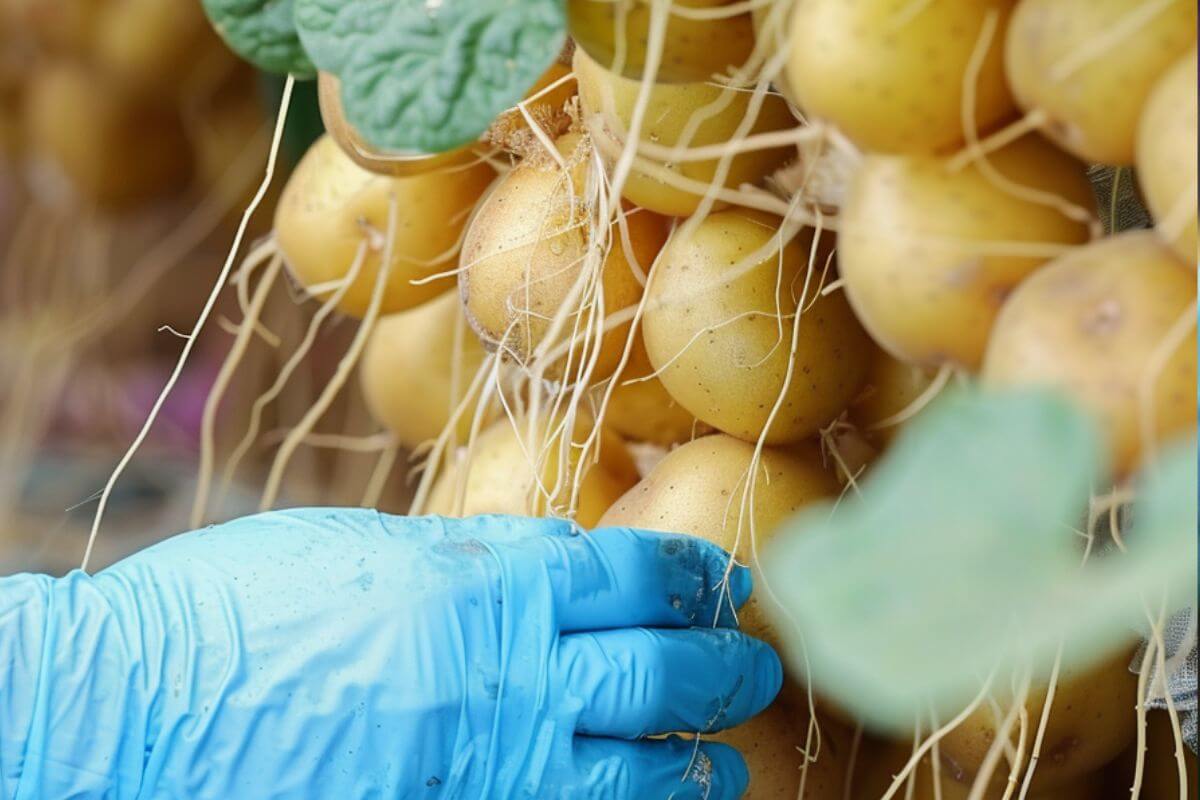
[0,509,781,799]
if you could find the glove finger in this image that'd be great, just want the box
[565,735,749,800]
[555,627,781,738]
[506,525,752,632]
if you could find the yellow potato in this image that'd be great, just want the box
[851,348,939,447]
[1137,48,1198,267]
[14,0,104,53]
[426,415,638,528]
[1141,709,1199,800]
[275,134,495,318]
[643,210,873,444]
[598,433,838,660]
[839,134,1095,369]
[317,73,483,177]
[568,0,756,83]
[786,0,1017,155]
[460,133,670,380]
[1005,0,1197,165]
[602,331,700,446]
[706,705,847,799]
[574,46,796,217]
[940,648,1138,792]
[23,61,192,207]
[856,739,1109,799]
[983,231,1197,475]
[360,293,494,451]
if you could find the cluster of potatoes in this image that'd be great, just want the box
[264,1,1197,797]
[0,0,263,208]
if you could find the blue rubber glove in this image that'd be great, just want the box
[0,509,781,799]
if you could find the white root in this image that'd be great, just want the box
[82,75,295,571]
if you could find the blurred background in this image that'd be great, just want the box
[0,0,411,575]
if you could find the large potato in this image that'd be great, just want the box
[643,210,872,445]
[1141,708,1199,800]
[856,739,1108,799]
[786,0,1017,154]
[460,133,669,380]
[602,331,700,446]
[1137,48,1198,267]
[939,647,1138,792]
[23,61,192,207]
[1005,0,1197,165]
[360,293,494,451]
[426,415,638,528]
[706,705,847,799]
[275,134,495,318]
[839,134,1095,369]
[983,231,1197,475]
[568,0,756,83]
[574,47,796,217]
[598,434,838,664]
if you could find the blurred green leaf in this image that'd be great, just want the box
[762,388,1197,730]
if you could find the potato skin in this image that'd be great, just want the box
[460,134,669,380]
[706,705,847,799]
[983,231,1197,475]
[839,134,1095,370]
[857,739,1109,799]
[643,209,872,445]
[573,47,796,217]
[426,416,638,528]
[939,648,1138,792]
[1137,49,1198,267]
[1005,0,1197,165]
[568,0,756,84]
[598,434,838,662]
[603,332,700,446]
[360,293,493,451]
[851,348,938,447]
[275,135,495,319]
[786,0,1017,155]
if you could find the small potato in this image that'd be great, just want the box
[1006,0,1197,165]
[568,0,756,83]
[983,231,1197,475]
[360,293,494,451]
[839,134,1095,369]
[705,705,847,799]
[602,331,700,446]
[426,415,638,527]
[786,0,1017,154]
[598,433,838,663]
[643,209,872,445]
[275,134,495,318]
[939,647,1138,792]
[851,348,940,447]
[460,133,670,380]
[23,61,192,207]
[1137,48,1198,267]
[574,46,796,217]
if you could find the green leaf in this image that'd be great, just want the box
[202,0,314,76]
[298,0,567,154]
[760,388,1197,731]
[293,0,392,74]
